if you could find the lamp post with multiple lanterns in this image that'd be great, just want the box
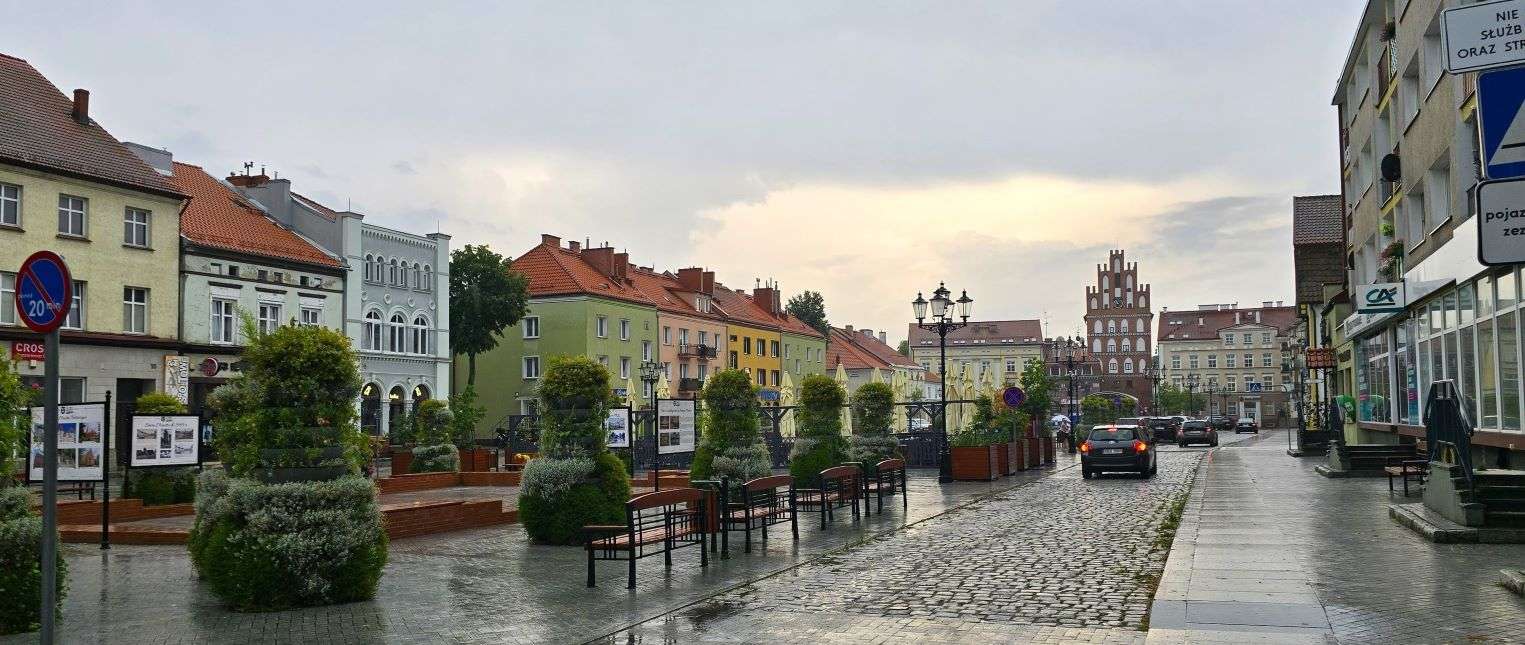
[1051,336,1085,453]
[913,283,973,483]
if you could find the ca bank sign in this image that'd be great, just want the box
[1355,283,1407,314]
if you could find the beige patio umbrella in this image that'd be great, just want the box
[835,361,852,434]
[655,372,672,399]
[625,373,641,408]
[779,370,797,437]
[871,366,885,384]
[890,369,907,434]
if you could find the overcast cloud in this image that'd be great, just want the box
[9,1,1362,341]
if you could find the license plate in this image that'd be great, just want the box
[1103,448,1124,455]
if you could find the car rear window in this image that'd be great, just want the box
[1183,421,1208,429]
[1149,419,1171,427]
[1089,428,1136,441]
[1116,418,1141,426]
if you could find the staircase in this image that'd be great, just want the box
[1476,471,1525,528]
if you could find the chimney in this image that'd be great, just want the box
[579,246,616,278]
[612,252,629,281]
[676,267,705,292]
[1255,311,1262,323]
[1235,312,1241,324]
[71,89,90,124]
[568,240,580,252]
[844,324,854,334]
[226,172,271,188]
[702,271,715,294]
[540,234,561,248]
[1263,300,1276,308]
[879,331,888,345]
[753,284,779,315]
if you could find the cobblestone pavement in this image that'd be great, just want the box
[1150,429,1525,644]
[599,449,1206,644]
[3,462,1067,645]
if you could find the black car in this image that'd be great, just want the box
[1235,417,1260,434]
[1081,425,1157,479]
[1207,416,1235,432]
[1146,417,1178,442]
[1177,419,1218,447]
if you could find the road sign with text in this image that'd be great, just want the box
[1444,0,1525,73]
[15,251,72,333]
[1477,176,1525,264]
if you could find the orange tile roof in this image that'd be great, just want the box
[843,327,917,368]
[291,192,339,221]
[0,53,183,198]
[710,284,780,331]
[511,242,653,306]
[627,267,721,320]
[827,327,892,370]
[167,162,340,268]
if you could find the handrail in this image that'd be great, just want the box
[1423,380,1475,491]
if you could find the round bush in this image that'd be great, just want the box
[124,467,197,506]
[0,487,65,635]
[789,375,849,486]
[409,443,459,473]
[187,471,387,611]
[691,370,770,483]
[518,452,630,545]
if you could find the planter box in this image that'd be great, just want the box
[1026,437,1042,467]
[458,448,496,472]
[950,445,999,481]
[1009,440,1027,471]
[1041,437,1056,465]
[391,449,413,476]
[994,442,1012,476]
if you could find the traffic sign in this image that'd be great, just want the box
[1477,176,1525,264]
[1479,65,1525,179]
[1443,0,1525,74]
[15,251,72,333]
[1002,386,1026,408]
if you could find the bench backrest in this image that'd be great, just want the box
[628,487,704,512]
[874,458,905,473]
[819,465,860,482]
[744,474,793,493]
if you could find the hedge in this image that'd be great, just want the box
[124,467,197,506]
[409,443,459,474]
[518,452,629,545]
[0,486,65,635]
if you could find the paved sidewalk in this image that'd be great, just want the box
[1147,429,1525,644]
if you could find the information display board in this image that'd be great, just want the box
[655,399,696,455]
[28,402,106,482]
[605,408,631,448]
[130,415,201,467]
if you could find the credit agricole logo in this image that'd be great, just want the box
[1364,286,1398,307]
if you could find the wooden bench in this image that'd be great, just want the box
[860,458,908,515]
[795,465,861,530]
[584,487,709,589]
[1384,457,1428,496]
[715,474,798,555]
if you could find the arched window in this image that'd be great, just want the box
[1120,319,1130,333]
[1123,358,1134,374]
[1127,292,1134,306]
[1127,275,1134,289]
[1094,320,1103,334]
[1089,297,1096,309]
[399,264,408,289]
[1092,339,1100,353]
[1138,318,1147,332]
[412,316,429,354]
[1108,358,1119,374]
[1107,320,1116,333]
[1137,337,1147,353]
[389,313,406,353]
[364,310,382,350]
[1102,275,1109,291]
[412,263,422,290]
[1106,339,1116,353]
[364,254,374,282]
[422,265,432,291]
[1139,295,1147,308]
[1113,257,1121,272]
[388,259,399,285]
[1122,338,1132,353]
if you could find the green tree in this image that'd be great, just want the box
[1017,359,1053,419]
[895,340,910,356]
[1081,394,1120,426]
[0,359,31,485]
[449,385,487,448]
[134,391,187,415]
[690,370,770,483]
[518,356,629,544]
[1156,383,1203,415]
[789,374,849,485]
[450,244,530,387]
[785,290,829,336]
[849,382,900,469]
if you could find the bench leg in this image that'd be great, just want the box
[721,521,729,558]
[791,507,799,539]
[1388,474,1394,493]
[700,535,708,568]
[761,516,769,543]
[820,504,827,530]
[902,473,908,510]
[1403,473,1410,496]
[665,540,673,567]
[628,555,636,590]
[587,549,596,588]
[744,521,753,553]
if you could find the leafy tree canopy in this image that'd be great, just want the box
[450,244,530,385]
[785,290,829,336]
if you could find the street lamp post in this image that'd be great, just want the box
[638,360,662,487]
[1052,337,1083,453]
[1145,359,1163,415]
[913,283,973,483]
[1185,374,1200,417]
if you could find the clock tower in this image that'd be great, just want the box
[1083,249,1155,412]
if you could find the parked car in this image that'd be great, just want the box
[1146,417,1178,442]
[1177,419,1218,447]
[1235,417,1260,434]
[1170,415,1188,429]
[1080,424,1157,479]
[1207,416,1235,432]
[1115,417,1143,427]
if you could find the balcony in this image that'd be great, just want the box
[677,343,718,360]
[678,377,704,393]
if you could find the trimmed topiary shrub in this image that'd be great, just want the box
[409,444,459,473]
[690,369,771,484]
[449,386,487,449]
[0,486,65,635]
[848,381,901,472]
[789,375,849,486]
[124,467,197,506]
[517,356,631,545]
[408,399,457,473]
[187,470,386,611]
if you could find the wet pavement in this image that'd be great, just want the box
[4,457,1069,645]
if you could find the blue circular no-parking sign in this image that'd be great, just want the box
[15,250,72,333]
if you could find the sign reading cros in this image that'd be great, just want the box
[11,341,44,361]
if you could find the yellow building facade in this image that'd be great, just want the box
[725,321,783,389]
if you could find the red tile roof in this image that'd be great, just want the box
[627,267,720,320]
[710,284,780,330]
[827,326,916,370]
[1292,195,1343,245]
[1157,306,1298,340]
[907,319,1044,347]
[292,192,340,221]
[0,54,183,198]
[511,242,653,306]
[167,162,340,268]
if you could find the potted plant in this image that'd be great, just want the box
[405,399,458,474]
[949,396,1001,481]
[517,357,631,545]
[789,375,850,487]
[691,369,771,484]
[450,386,492,471]
[1378,241,1405,281]
[847,382,901,476]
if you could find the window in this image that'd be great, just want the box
[1171,355,1181,370]
[756,337,767,356]
[596,316,608,338]
[662,326,671,344]
[1243,353,1253,369]
[1123,358,1134,374]
[364,310,383,350]
[1225,334,1235,346]
[398,264,408,289]
[1108,358,1118,374]
[620,357,630,379]
[1425,159,1451,232]
[211,298,236,344]
[523,316,540,339]
[772,370,780,385]
[1226,353,1237,368]
[1006,359,1016,373]
[421,265,432,291]
[743,337,752,354]
[0,273,13,325]
[1122,338,1132,352]
[63,281,84,329]
[1120,319,1129,333]
[300,307,321,327]
[1207,354,1218,368]
[1261,353,1273,367]
[619,319,630,340]
[258,303,282,335]
[1422,17,1443,92]
[412,316,429,354]
[770,340,779,357]
[598,355,609,367]
[0,183,18,227]
[756,370,766,386]
[1107,319,1116,333]
[389,313,406,352]
[523,356,541,379]
[1188,354,1199,369]
[1261,332,1271,345]
[389,259,399,285]
[1106,339,1116,353]
[58,195,86,237]
[1094,320,1102,334]
[122,287,147,333]
[642,340,652,361]
[1226,376,1236,392]
[698,331,708,347]
[123,207,150,247]
[412,263,422,290]
[364,255,375,282]
[1242,333,1252,345]
[1093,339,1101,353]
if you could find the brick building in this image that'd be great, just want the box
[1083,250,1154,411]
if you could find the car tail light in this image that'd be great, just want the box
[1133,440,1147,454]
[1079,441,1091,454]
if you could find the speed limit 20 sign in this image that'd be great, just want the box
[14,251,73,333]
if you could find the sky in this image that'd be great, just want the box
[9,1,1364,344]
